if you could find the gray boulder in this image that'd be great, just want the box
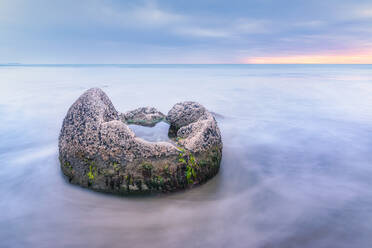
[59,88,222,194]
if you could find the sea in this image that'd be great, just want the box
[0,64,372,248]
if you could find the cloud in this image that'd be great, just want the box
[174,27,231,38]
[293,20,325,28]
[352,6,372,19]
[99,1,186,28]
[95,1,273,39]
[133,2,185,25]
[234,18,271,34]
[2,0,372,63]
[173,18,272,39]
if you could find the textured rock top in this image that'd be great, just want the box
[120,107,165,127]
[59,88,222,194]
[166,101,206,128]
[59,88,120,158]
[167,101,222,153]
[59,88,178,162]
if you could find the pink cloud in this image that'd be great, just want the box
[241,50,372,64]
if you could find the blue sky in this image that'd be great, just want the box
[1,0,372,63]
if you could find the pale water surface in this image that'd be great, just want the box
[1,64,372,248]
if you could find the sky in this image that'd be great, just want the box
[1,0,372,64]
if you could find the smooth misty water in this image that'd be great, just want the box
[1,64,372,248]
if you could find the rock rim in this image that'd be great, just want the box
[59,88,222,194]
[120,106,165,127]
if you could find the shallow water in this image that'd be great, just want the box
[129,122,171,142]
[1,64,372,248]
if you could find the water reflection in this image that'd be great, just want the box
[129,121,170,142]
[0,65,372,248]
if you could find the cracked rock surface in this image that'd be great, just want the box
[59,88,222,194]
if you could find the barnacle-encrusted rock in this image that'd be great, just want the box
[167,102,222,153]
[120,107,165,127]
[59,88,222,194]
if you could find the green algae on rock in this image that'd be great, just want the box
[59,88,222,194]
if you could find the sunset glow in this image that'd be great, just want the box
[242,52,372,64]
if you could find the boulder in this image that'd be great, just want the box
[59,88,222,194]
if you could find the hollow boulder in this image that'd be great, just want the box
[59,88,222,194]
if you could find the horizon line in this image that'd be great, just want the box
[1,63,372,66]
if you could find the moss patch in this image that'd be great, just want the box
[64,161,72,171]
[87,165,97,181]
[178,148,199,184]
